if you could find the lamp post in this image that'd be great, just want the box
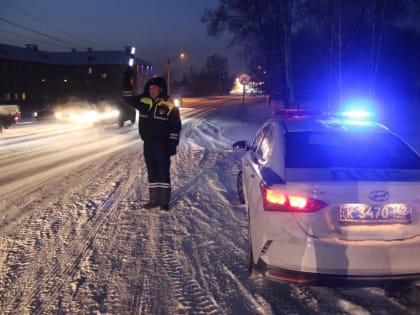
[166,53,185,95]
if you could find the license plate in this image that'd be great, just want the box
[339,203,411,225]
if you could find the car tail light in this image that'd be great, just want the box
[260,183,327,212]
[266,270,315,283]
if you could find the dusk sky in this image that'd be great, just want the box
[0,0,245,76]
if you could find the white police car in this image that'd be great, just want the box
[233,109,420,286]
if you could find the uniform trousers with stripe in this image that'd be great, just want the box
[143,141,171,205]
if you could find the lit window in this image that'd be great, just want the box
[88,67,93,74]
[22,92,26,100]
[101,73,107,78]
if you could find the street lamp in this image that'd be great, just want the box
[167,53,185,95]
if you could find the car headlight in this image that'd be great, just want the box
[99,110,120,120]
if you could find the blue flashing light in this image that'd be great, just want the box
[338,98,377,122]
[340,119,375,127]
[341,110,373,119]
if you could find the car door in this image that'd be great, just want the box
[243,124,269,209]
[244,124,275,257]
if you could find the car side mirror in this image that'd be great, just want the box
[232,140,249,151]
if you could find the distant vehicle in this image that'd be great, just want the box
[35,99,136,127]
[172,94,183,108]
[0,104,20,129]
[113,99,136,127]
[53,103,119,125]
[32,106,56,120]
[233,108,420,287]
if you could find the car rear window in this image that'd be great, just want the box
[285,131,420,169]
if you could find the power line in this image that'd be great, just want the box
[1,1,96,49]
[0,27,73,50]
[0,17,83,49]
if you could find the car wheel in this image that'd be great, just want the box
[237,170,245,204]
[247,209,255,274]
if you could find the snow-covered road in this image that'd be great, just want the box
[1,96,419,314]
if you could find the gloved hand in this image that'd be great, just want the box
[169,145,177,156]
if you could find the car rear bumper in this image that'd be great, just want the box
[256,260,420,287]
[256,236,420,285]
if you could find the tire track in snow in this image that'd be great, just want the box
[329,286,417,314]
[1,161,126,315]
[158,240,224,314]
[123,210,168,315]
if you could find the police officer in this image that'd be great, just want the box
[122,69,181,210]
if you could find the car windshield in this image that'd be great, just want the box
[285,131,420,169]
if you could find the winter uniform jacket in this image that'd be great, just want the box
[122,76,181,154]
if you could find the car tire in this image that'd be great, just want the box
[237,170,245,204]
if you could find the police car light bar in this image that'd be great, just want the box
[340,110,373,119]
[271,106,376,122]
[272,108,322,118]
[338,98,376,121]
[334,109,377,127]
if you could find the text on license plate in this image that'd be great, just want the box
[339,203,411,224]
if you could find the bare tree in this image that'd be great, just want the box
[301,0,417,111]
[202,0,302,107]
[205,54,229,95]
[203,0,418,111]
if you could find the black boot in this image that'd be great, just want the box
[159,188,171,211]
[143,188,159,209]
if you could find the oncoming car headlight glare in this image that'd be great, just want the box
[54,108,121,124]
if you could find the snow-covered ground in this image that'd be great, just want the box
[0,96,419,315]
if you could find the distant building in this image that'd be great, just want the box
[0,43,154,111]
